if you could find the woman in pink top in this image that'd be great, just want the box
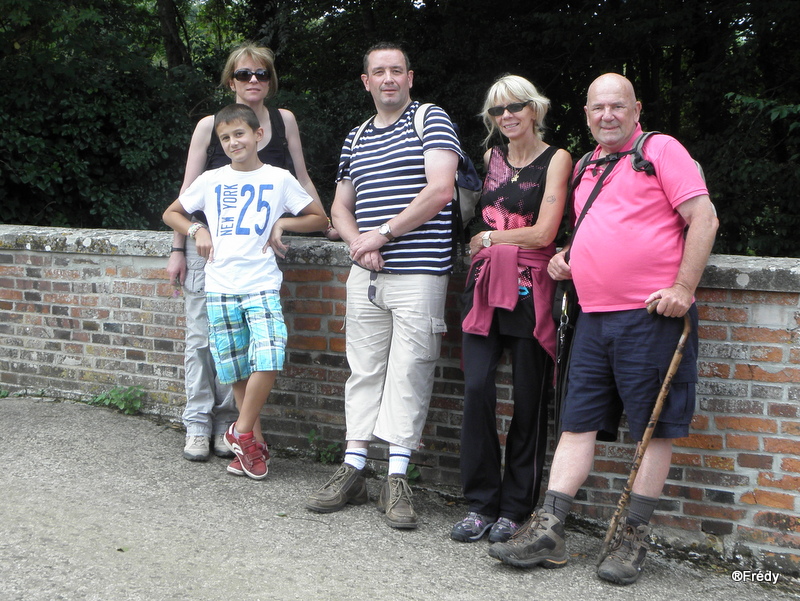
[451,75,571,544]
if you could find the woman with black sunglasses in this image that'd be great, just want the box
[451,75,571,544]
[166,43,336,471]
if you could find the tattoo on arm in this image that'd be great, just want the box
[544,194,556,204]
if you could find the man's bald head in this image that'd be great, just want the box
[584,73,642,154]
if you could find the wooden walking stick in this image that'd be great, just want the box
[597,306,692,564]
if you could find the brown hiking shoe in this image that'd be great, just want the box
[305,464,368,513]
[487,508,568,569]
[378,474,417,529]
[597,523,650,585]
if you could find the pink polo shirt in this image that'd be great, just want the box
[570,125,708,312]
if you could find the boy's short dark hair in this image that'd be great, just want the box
[362,42,411,74]
[214,104,260,134]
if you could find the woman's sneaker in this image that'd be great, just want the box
[213,433,235,458]
[451,512,495,542]
[488,517,521,543]
[183,435,210,461]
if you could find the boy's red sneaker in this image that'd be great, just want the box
[224,424,268,480]
[227,441,270,476]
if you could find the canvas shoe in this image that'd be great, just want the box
[451,512,495,542]
[596,523,650,585]
[224,424,268,480]
[183,435,210,461]
[487,508,569,569]
[213,433,235,458]
[378,474,417,529]
[305,463,368,512]
[227,441,270,476]
[488,517,521,543]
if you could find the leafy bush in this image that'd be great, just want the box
[307,428,342,464]
[88,386,145,415]
[0,0,215,229]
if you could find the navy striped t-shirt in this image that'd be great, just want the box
[336,101,462,274]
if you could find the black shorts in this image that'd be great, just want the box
[561,305,698,441]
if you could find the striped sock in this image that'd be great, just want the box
[388,445,412,476]
[344,447,368,471]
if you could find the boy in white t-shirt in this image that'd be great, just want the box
[164,103,327,479]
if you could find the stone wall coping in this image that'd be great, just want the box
[0,224,353,266]
[1,225,799,292]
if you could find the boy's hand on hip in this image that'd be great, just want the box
[195,229,214,263]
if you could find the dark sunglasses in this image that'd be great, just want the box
[233,68,271,82]
[487,101,530,117]
[367,271,379,306]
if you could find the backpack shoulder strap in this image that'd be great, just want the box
[412,102,433,141]
[630,131,660,175]
[570,150,595,191]
[350,116,374,150]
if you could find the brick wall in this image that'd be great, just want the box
[0,225,798,577]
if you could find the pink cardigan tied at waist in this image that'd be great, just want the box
[461,244,557,363]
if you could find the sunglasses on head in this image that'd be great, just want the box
[233,68,271,82]
[487,101,530,117]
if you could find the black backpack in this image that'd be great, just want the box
[573,131,705,184]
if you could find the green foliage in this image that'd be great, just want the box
[1,0,798,256]
[406,463,421,485]
[88,385,145,415]
[0,0,214,229]
[307,428,342,464]
[0,389,9,399]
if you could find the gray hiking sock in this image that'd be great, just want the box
[543,490,574,523]
[627,493,659,526]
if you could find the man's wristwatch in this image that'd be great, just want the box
[378,222,394,240]
[482,231,493,247]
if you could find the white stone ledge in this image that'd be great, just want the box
[2,225,799,292]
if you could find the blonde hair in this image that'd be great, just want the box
[481,75,550,147]
[220,43,278,100]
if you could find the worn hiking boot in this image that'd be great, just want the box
[378,474,417,529]
[305,464,368,513]
[451,512,495,542]
[487,508,568,569]
[597,523,650,585]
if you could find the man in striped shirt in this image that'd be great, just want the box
[305,42,461,529]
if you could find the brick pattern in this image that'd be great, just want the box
[0,249,186,415]
[0,227,798,577]
[572,286,800,573]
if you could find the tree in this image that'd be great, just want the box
[265,0,799,256]
[0,0,212,229]
[157,0,192,69]
[1,0,797,256]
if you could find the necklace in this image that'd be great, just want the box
[508,143,541,183]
